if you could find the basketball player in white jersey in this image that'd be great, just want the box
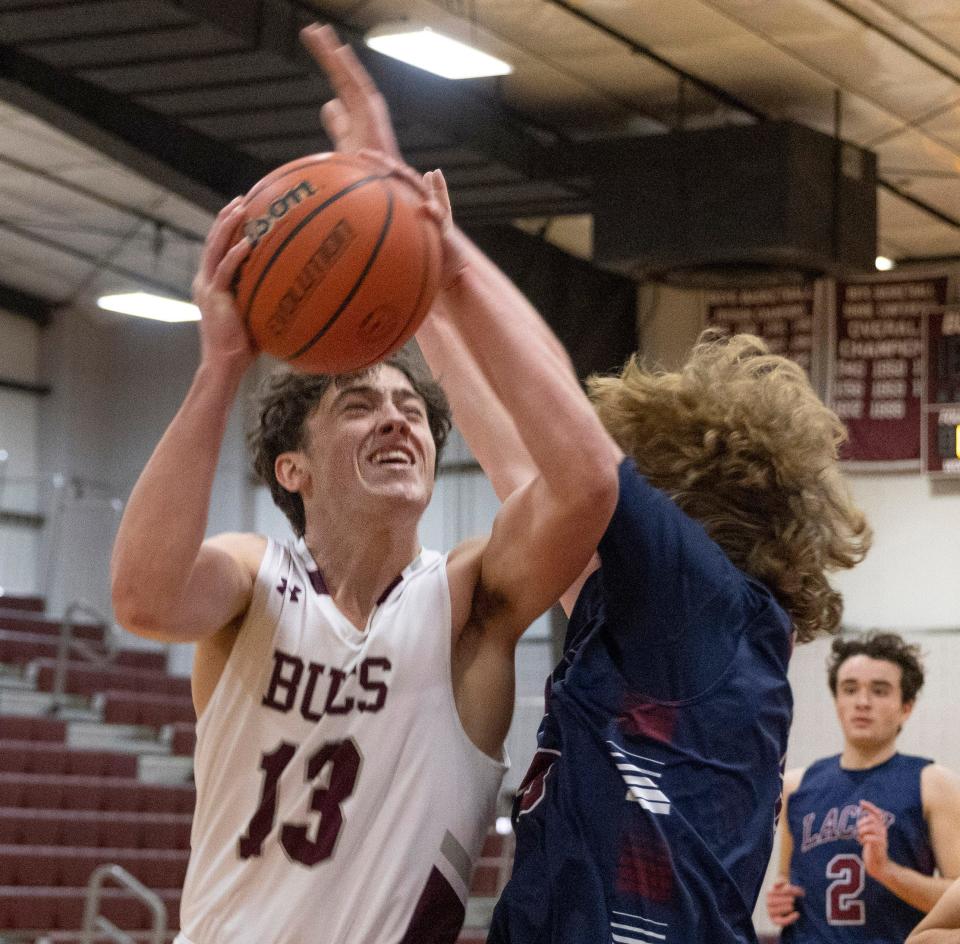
[109,127,622,943]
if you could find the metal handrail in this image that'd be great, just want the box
[50,599,117,712]
[81,863,167,944]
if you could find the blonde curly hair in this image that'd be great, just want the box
[589,330,871,643]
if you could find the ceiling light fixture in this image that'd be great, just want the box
[364,23,512,80]
[97,291,200,323]
[875,255,895,271]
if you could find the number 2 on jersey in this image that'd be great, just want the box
[238,738,362,866]
[826,853,866,925]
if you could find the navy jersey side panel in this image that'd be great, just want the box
[783,753,934,944]
[490,458,794,944]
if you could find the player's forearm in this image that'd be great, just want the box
[904,928,960,944]
[438,228,620,499]
[876,861,955,914]
[418,300,537,501]
[111,357,246,628]
[910,877,960,939]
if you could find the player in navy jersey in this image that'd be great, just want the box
[767,632,960,943]
[305,25,872,944]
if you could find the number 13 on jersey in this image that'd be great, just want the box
[238,738,362,867]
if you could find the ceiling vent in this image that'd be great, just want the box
[591,121,877,287]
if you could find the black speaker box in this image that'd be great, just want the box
[591,121,876,286]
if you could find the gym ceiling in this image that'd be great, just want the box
[0,0,958,324]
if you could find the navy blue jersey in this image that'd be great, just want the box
[489,458,793,944]
[783,753,934,944]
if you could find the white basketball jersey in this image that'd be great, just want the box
[176,537,507,944]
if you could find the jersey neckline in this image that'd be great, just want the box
[293,537,427,606]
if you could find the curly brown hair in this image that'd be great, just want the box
[827,631,925,704]
[249,351,451,537]
[588,330,871,643]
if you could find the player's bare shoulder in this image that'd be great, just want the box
[204,531,268,575]
[783,767,806,804]
[921,763,960,813]
[192,532,268,717]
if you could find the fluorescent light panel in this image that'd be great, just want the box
[365,25,511,80]
[98,291,200,323]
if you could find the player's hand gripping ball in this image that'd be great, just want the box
[234,152,442,374]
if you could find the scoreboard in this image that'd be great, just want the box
[925,308,960,475]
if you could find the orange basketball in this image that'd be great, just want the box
[234,152,442,374]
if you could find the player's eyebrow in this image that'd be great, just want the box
[331,384,379,406]
[392,389,425,407]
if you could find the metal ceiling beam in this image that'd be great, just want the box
[0,43,269,212]
[180,0,575,185]
[0,217,191,300]
[0,0,584,222]
[547,0,766,121]
[821,0,960,87]
[545,0,960,233]
[0,154,205,243]
[0,279,58,326]
[881,180,960,230]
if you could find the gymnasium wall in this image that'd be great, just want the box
[0,306,42,596]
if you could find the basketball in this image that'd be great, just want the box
[234,152,442,374]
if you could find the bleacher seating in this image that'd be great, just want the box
[31,659,191,698]
[0,629,165,670]
[0,846,189,888]
[0,741,138,777]
[0,773,195,813]
[97,690,195,727]
[0,592,520,942]
[167,722,196,757]
[0,610,102,641]
[0,595,44,613]
[0,809,192,849]
[0,593,192,937]
[0,887,181,932]
[0,715,65,741]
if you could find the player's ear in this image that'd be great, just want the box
[275,451,306,493]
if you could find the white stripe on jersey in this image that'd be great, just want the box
[610,910,669,942]
[608,739,671,815]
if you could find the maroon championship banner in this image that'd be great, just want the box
[832,276,947,465]
[706,286,815,373]
[924,306,960,475]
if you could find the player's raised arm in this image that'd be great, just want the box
[420,172,620,629]
[110,200,262,642]
[908,876,960,942]
[301,24,612,620]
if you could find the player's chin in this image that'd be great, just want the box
[364,476,430,507]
